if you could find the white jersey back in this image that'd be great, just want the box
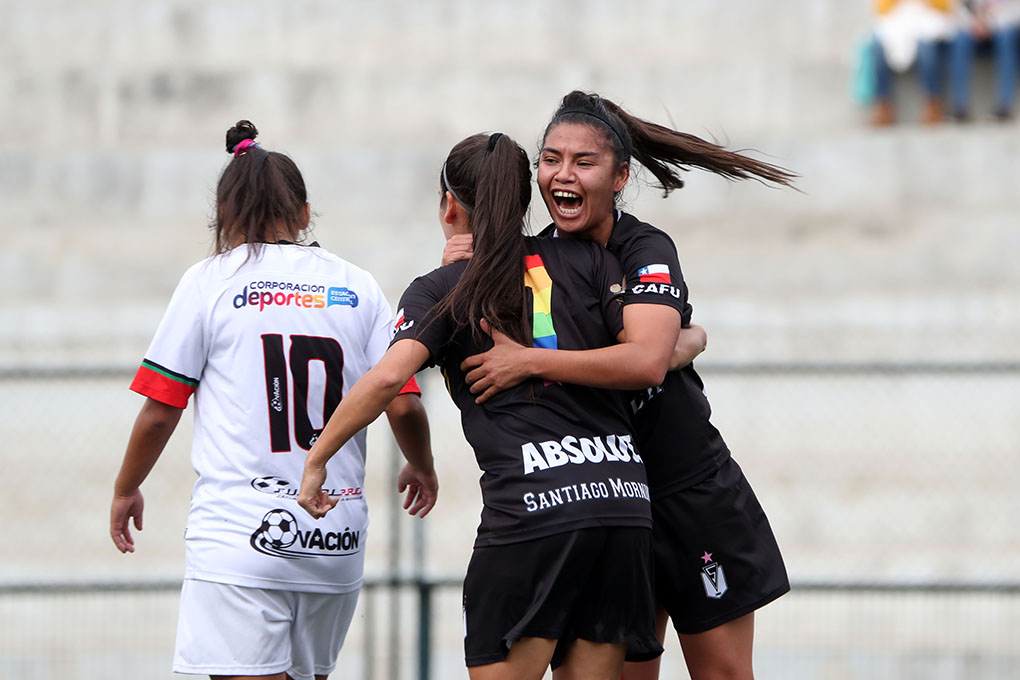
[131,243,402,593]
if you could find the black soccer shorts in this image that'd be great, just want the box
[462,526,663,668]
[651,457,790,634]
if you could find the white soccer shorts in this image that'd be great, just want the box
[173,578,359,679]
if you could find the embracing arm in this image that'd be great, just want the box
[441,233,474,266]
[671,324,707,370]
[462,304,682,403]
[110,398,184,553]
[384,393,438,518]
[299,339,432,518]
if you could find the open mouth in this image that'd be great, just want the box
[552,190,583,216]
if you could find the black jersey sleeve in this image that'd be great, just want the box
[390,265,460,370]
[616,227,693,326]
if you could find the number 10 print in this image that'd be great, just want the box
[261,334,345,453]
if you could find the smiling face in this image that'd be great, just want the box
[537,122,629,246]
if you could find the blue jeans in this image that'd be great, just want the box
[874,38,894,100]
[917,39,951,99]
[951,26,1020,113]
[873,38,951,101]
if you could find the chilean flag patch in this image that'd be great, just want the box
[637,264,671,284]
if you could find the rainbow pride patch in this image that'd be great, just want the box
[524,254,557,350]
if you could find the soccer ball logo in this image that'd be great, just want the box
[258,509,299,549]
[251,476,291,495]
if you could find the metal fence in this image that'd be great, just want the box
[2,363,1019,679]
[3,578,1019,680]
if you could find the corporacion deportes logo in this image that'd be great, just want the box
[233,281,359,311]
[250,508,363,559]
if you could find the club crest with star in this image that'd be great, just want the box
[700,550,728,599]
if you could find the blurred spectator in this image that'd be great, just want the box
[872,0,957,125]
[950,0,1020,120]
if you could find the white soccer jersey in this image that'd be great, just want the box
[131,243,418,593]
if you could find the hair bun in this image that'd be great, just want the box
[225,120,259,154]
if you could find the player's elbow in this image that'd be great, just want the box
[641,360,669,388]
[691,324,708,353]
[369,362,412,396]
[385,392,425,421]
[626,355,668,389]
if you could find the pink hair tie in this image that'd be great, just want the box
[233,139,258,157]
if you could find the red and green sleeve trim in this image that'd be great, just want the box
[130,359,199,409]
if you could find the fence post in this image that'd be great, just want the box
[364,584,375,680]
[414,466,429,680]
[389,439,402,680]
[418,581,432,680]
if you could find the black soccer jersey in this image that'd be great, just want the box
[540,211,732,498]
[391,236,653,547]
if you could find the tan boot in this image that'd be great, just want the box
[922,98,942,125]
[872,99,894,127]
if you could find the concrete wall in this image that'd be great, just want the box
[3,0,1017,366]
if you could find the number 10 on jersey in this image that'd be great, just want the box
[261,334,345,453]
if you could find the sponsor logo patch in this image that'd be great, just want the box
[520,433,642,475]
[231,281,359,311]
[327,287,359,308]
[250,509,363,559]
[249,476,362,502]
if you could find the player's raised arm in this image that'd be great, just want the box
[298,339,431,518]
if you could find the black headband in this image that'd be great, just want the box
[554,107,630,155]
[487,132,504,152]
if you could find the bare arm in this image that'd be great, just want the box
[461,304,682,403]
[299,339,432,518]
[110,398,184,553]
[384,393,438,518]
[671,324,707,370]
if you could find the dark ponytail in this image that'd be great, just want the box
[212,120,309,255]
[431,133,533,345]
[544,91,797,196]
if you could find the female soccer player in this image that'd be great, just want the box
[458,92,794,680]
[298,131,686,680]
[109,120,435,680]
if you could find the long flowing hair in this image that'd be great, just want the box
[430,133,533,345]
[543,91,797,196]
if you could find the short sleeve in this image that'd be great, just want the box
[130,265,207,408]
[390,268,457,370]
[365,277,421,396]
[365,277,397,367]
[617,229,693,326]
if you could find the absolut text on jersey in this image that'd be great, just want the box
[521,433,642,475]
